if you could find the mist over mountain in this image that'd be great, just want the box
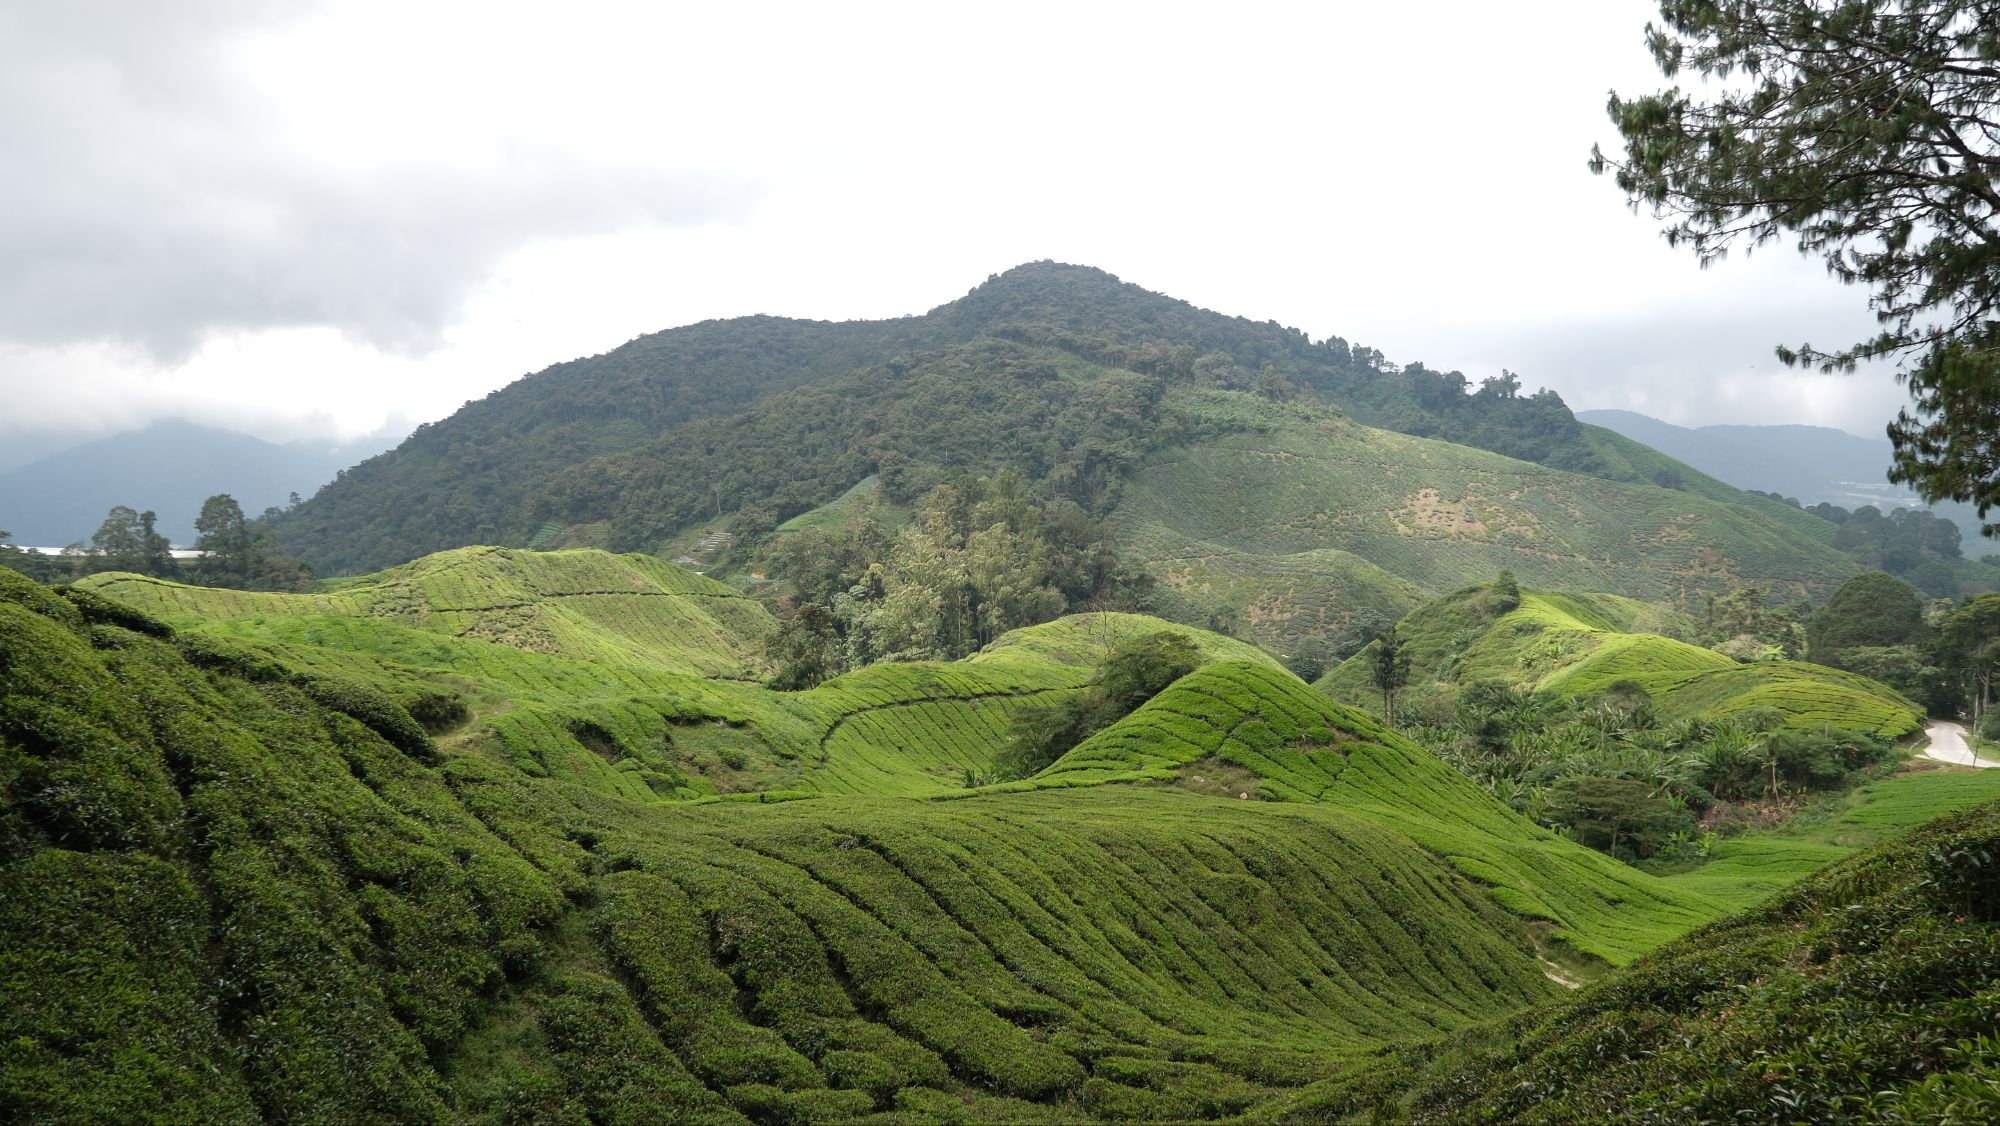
[0,418,400,545]
[1579,408,1991,544]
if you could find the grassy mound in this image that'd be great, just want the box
[1320,586,1924,737]
[1020,662,1726,965]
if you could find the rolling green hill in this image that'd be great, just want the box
[82,546,778,680]
[5,562,1721,1121]
[77,552,1277,802]
[1319,585,1923,737]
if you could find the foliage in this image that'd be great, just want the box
[1592,0,2000,533]
[994,630,1200,779]
[1696,582,1804,657]
[768,472,1152,671]
[1808,570,1927,659]
[1370,625,1412,723]
[1803,500,1973,591]
[0,531,68,585]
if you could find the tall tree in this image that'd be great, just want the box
[1807,571,1926,662]
[138,510,175,578]
[1371,625,1412,725]
[195,494,253,585]
[88,506,148,574]
[1593,1,2000,534]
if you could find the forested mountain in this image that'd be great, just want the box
[274,263,1655,574]
[0,419,393,545]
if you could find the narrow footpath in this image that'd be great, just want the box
[1922,720,1999,768]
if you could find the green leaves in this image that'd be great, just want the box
[1601,1,2000,524]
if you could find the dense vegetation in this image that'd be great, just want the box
[1752,494,2000,598]
[1803,571,2000,730]
[764,472,1157,683]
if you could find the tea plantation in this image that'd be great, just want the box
[1111,391,1859,657]
[1320,586,1924,737]
[11,551,1996,1121]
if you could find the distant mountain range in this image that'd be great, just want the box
[0,419,400,546]
[1577,408,1991,546]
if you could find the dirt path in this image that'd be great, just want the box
[1922,720,1998,768]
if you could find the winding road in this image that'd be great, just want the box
[1922,720,1998,768]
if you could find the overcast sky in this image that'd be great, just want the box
[0,0,1913,452]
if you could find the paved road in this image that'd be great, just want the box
[1923,720,1998,768]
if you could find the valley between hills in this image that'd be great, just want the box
[8,264,2000,1122]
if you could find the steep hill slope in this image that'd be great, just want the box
[1319,585,1923,736]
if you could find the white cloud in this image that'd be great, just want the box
[0,0,1921,447]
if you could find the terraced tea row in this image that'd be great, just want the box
[81,546,775,681]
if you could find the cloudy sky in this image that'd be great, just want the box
[0,0,1911,454]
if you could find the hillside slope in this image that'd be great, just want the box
[79,552,1275,801]
[1112,393,1859,655]
[1264,794,2000,1122]
[1319,585,1922,737]
[3,566,1594,1121]
[19,555,1984,1119]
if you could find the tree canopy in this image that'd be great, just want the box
[1594,0,2000,533]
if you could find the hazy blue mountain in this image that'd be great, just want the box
[1578,408,1990,544]
[0,428,100,476]
[0,419,399,546]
